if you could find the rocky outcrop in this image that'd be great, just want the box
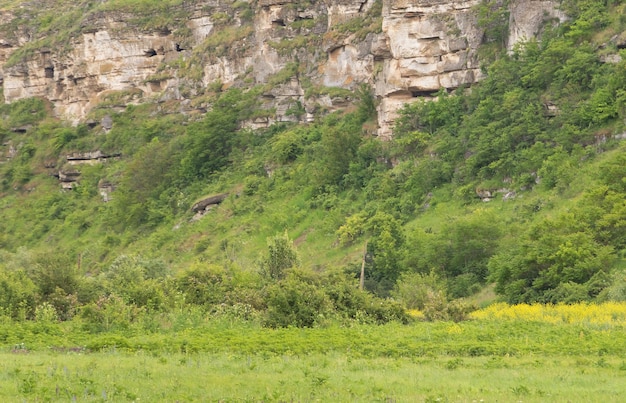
[0,0,564,136]
[476,187,516,202]
[52,150,120,189]
[508,0,567,50]
[66,150,121,165]
[1,140,18,163]
[376,0,484,137]
[191,193,230,213]
[2,15,207,123]
[98,180,116,202]
[191,192,230,220]
[56,169,81,190]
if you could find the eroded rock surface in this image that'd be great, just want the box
[0,0,563,136]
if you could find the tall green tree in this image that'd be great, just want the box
[179,109,237,183]
[260,232,300,281]
[489,213,616,303]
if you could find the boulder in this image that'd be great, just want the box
[191,193,229,213]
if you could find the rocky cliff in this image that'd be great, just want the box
[0,0,565,136]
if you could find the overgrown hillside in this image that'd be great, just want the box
[0,0,626,326]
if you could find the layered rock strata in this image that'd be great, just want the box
[0,0,564,136]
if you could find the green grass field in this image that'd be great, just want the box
[1,350,625,401]
[2,307,626,402]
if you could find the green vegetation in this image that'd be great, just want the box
[0,0,625,337]
[2,0,189,68]
[324,0,383,43]
[1,0,626,399]
[97,0,185,12]
[268,35,315,56]
[1,351,624,401]
[1,310,626,401]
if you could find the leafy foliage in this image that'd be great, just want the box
[260,232,300,281]
[0,0,626,332]
[0,267,37,320]
[265,268,408,327]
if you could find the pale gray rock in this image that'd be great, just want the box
[0,0,564,136]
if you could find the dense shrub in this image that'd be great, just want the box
[392,271,448,310]
[100,255,171,311]
[80,294,145,333]
[0,267,37,320]
[259,232,300,281]
[264,269,332,328]
[264,268,409,328]
[489,218,616,303]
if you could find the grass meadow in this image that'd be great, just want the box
[1,351,625,401]
[1,303,626,401]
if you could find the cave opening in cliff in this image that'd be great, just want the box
[44,66,54,78]
[157,27,171,36]
[144,48,157,57]
[411,89,438,98]
[272,19,286,27]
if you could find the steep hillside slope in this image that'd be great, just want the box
[0,0,625,324]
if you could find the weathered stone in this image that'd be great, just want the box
[324,45,373,87]
[544,102,559,117]
[370,34,392,60]
[98,180,116,202]
[66,150,121,165]
[58,170,81,183]
[439,51,468,73]
[398,58,439,76]
[10,125,32,133]
[191,193,229,213]
[101,115,113,131]
[503,191,517,201]
[439,69,478,88]
[476,189,492,199]
[0,0,564,137]
[508,0,567,50]
[600,54,622,64]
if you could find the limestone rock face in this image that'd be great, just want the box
[2,5,217,123]
[4,29,181,122]
[0,0,563,135]
[376,0,484,137]
[508,0,567,50]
